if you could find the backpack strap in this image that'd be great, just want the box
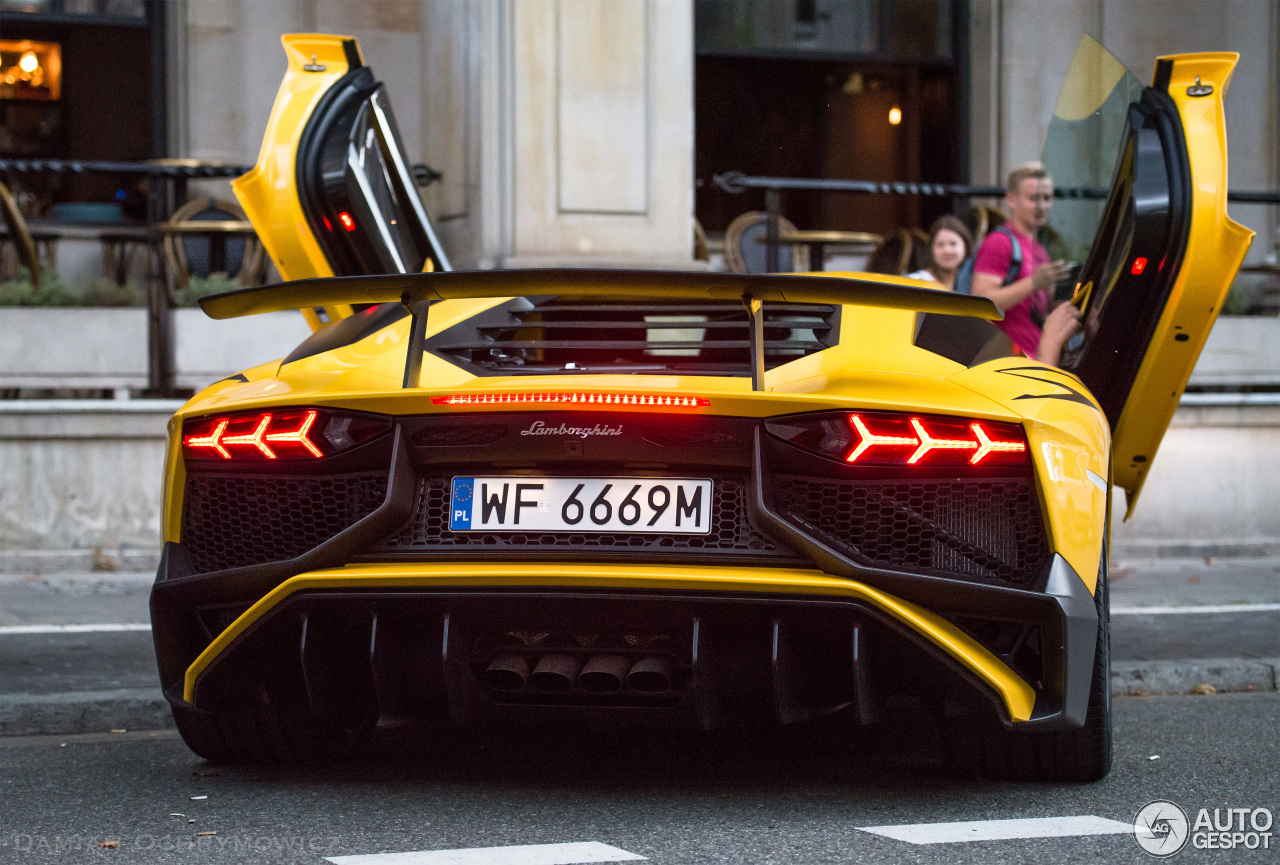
[992,226,1024,286]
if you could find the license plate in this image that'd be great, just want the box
[449,477,713,534]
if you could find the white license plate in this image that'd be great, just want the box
[449,477,713,534]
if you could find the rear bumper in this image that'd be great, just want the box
[155,426,1097,732]
[156,559,1096,732]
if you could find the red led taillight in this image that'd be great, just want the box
[766,410,1029,467]
[181,409,390,461]
[1131,256,1148,275]
[430,392,710,408]
[338,211,356,231]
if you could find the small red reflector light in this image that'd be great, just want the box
[1131,257,1147,275]
[430,392,710,408]
[338,211,356,231]
[322,216,332,232]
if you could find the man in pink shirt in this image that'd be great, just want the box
[971,163,1080,366]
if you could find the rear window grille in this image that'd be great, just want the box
[773,475,1049,588]
[182,472,387,574]
[426,298,838,375]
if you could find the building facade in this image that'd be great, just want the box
[170,0,1278,272]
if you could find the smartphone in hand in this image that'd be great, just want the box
[1054,262,1080,302]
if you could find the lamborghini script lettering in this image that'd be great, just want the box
[520,421,624,439]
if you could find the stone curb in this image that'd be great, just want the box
[1110,658,1279,697]
[0,689,174,738]
[2,661,1277,737]
[0,549,161,575]
[1112,539,1280,560]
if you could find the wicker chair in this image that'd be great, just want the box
[0,182,42,286]
[865,228,930,276]
[161,197,268,291]
[723,211,808,273]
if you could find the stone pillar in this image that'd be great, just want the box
[422,0,696,270]
[507,0,695,268]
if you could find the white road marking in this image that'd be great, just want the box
[325,842,646,865]
[0,623,152,634]
[859,815,1133,845]
[1111,603,1280,615]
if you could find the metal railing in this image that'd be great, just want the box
[712,171,1280,272]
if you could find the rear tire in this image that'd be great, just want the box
[171,682,357,765]
[943,543,1112,782]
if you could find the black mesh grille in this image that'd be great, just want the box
[773,475,1049,588]
[182,472,387,574]
[371,474,788,559]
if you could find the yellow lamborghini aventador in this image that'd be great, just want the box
[150,34,1251,780]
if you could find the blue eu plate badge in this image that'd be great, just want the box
[449,478,474,531]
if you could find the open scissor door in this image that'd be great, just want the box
[233,34,450,325]
[1043,39,1252,515]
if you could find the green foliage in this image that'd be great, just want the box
[81,279,147,307]
[172,275,243,308]
[1222,277,1252,315]
[0,269,240,308]
[0,268,78,306]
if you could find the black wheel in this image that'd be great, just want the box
[943,541,1112,782]
[171,681,360,765]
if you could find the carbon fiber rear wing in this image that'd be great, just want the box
[199,269,1001,390]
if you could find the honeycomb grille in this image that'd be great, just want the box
[373,474,788,559]
[773,474,1049,587]
[182,472,387,574]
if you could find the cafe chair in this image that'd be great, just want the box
[724,210,808,274]
[161,197,268,292]
[865,228,930,276]
[0,181,43,286]
[965,205,1006,246]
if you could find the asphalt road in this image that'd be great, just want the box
[2,559,1277,697]
[0,693,1277,864]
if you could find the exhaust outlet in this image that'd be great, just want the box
[531,653,583,692]
[481,654,529,691]
[577,654,631,693]
[627,655,675,693]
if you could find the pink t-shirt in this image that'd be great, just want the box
[973,227,1049,357]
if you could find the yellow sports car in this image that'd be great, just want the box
[150,35,1250,780]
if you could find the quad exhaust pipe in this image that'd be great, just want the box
[482,652,675,694]
[627,655,675,693]
[481,654,529,691]
[531,653,582,692]
[578,654,631,693]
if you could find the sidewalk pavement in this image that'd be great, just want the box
[1,559,1277,736]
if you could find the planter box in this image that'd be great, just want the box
[0,307,148,390]
[1188,316,1280,386]
[172,308,312,390]
[0,307,313,392]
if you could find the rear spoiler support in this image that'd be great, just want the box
[401,298,431,389]
[745,296,766,390]
[199,269,1002,391]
